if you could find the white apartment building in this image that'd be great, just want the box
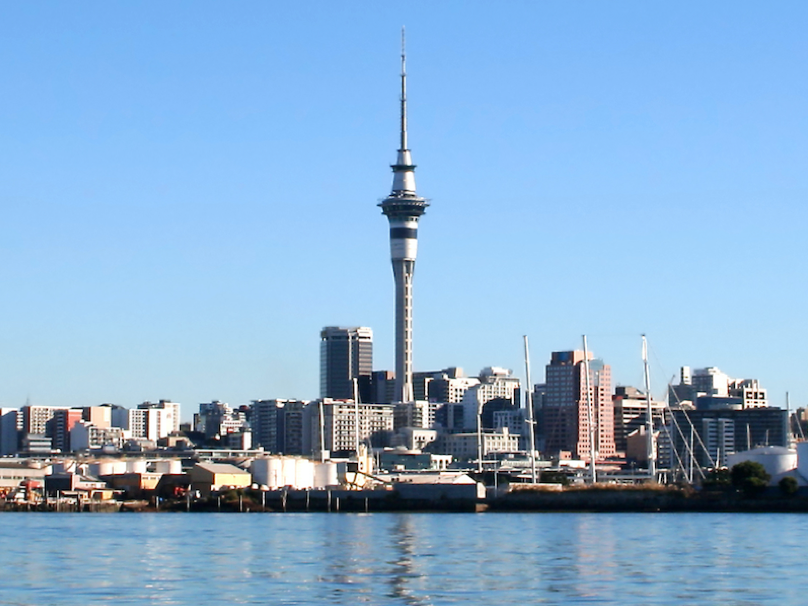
[421,369,481,403]
[671,367,768,409]
[729,379,768,408]
[21,405,68,435]
[314,400,394,455]
[493,408,528,450]
[393,400,442,430]
[461,367,521,430]
[138,401,181,434]
[442,377,481,403]
[128,408,158,441]
[129,404,178,441]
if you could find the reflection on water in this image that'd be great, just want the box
[387,514,432,606]
[1,512,808,605]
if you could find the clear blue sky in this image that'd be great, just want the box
[1,2,806,420]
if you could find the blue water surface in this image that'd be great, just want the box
[0,512,803,605]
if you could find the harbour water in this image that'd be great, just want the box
[1,512,805,605]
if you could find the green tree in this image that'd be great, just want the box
[730,461,771,497]
[702,467,731,488]
[540,471,570,486]
[779,476,799,497]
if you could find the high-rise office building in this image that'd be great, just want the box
[379,32,429,403]
[251,399,309,455]
[52,408,83,452]
[542,350,616,460]
[659,407,787,469]
[0,409,19,455]
[320,326,373,401]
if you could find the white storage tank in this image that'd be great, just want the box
[154,460,182,475]
[252,457,285,489]
[89,460,126,477]
[251,458,271,487]
[268,456,283,489]
[295,459,315,489]
[314,462,338,488]
[797,442,808,480]
[728,446,797,480]
[126,459,148,474]
[281,457,297,487]
[252,457,320,489]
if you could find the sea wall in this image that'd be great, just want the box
[489,485,808,513]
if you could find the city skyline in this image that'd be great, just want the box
[1,3,807,417]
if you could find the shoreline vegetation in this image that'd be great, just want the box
[6,483,808,514]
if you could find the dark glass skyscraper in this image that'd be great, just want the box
[320,326,373,401]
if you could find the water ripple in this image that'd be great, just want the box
[0,512,806,605]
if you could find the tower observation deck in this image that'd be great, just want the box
[379,29,428,403]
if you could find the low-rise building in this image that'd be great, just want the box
[613,386,667,455]
[0,460,50,490]
[379,449,452,471]
[189,462,251,497]
[44,473,114,500]
[434,428,519,462]
[392,427,438,451]
[70,421,124,452]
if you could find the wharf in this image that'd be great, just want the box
[8,485,808,514]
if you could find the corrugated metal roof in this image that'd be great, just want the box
[194,463,249,475]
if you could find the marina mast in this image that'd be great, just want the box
[582,335,596,483]
[642,335,656,480]
[523,335,537,483]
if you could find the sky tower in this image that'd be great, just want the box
[379,29,428,403]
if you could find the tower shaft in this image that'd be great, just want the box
[379,29,428,403]
[393,260,415,402]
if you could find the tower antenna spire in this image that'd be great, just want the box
[400,26,408,152]
[379,28,428,404]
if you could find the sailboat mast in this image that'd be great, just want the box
[523,335,537,483]
[791,391,806,440]
[582,335,596,483]
[353,377,361,455]
[642,335,656,480]
[319,399,326,462]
